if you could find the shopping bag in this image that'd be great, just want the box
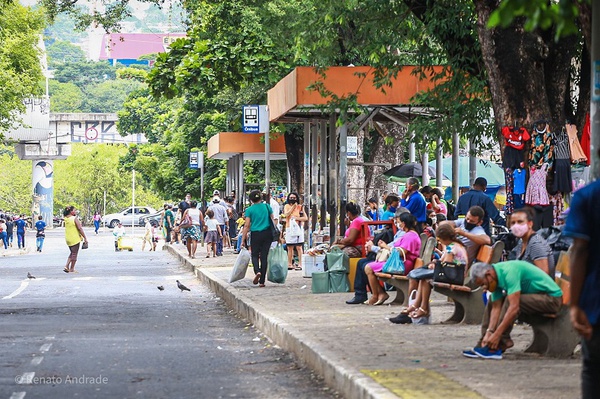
[267,244,288,284]
[325,247,349,273]
[287,219,302,238]
[228,247,251,283]
[328,271,350,293]
[311,271,329,293]
[382,248,405,275]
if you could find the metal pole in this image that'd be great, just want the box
[303,122,310,209]
[436,137,443,187]
[452,132,460,202]
[200,155,205,212]
[328,113,338,244]
[592,3,600,180]
[132,169,135,236]
[103,190,106,231]
[311,122,319,232]
[339,115,348,235]
[265,130,271,197]
[319,120,327,230]
[409,131,416,163]
[421,139,429,187]
[469,139,477,187]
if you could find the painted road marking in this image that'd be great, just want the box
[16,372,34,385]
[31,356,44,366]
[39,343,52,353]
[9,392,26,399]
[71,277,93,281]
[45,336,55,340]
[362,368,482,399]
[2,281,29,300]
[117,276,137,281]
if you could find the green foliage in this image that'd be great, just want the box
[52,60,117,88]
[488,0,586,40]
[82,78,145,113]
[0,2,46,134]
[46,40,86,66]
[116,67,148,82]
[43,8,87,42]
[48,79,84,112]
[0,145,33,213]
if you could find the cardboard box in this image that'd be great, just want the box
[302,254,325,277]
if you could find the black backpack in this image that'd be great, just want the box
[446,202,457,220]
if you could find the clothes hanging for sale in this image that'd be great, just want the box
[548,192,564,226]
[566,124,588,164]
[525,163,550,206]
[504,167,514,214]
[552,128,572,194]
[580,114,591,165]
[513,169,526,195]
[528,123,554,169]
[502,126,529,169]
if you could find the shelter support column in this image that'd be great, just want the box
[328,114,338,243]
[421,139,429,187]
[32,160,54,228]
[436,137,443,186]
[468,139,476,187]
[319,120,327,231]
[237,154,244,212]
[311,122,319,232]
[452,132,460,202]
[339,115,348,237]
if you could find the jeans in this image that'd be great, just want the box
[250,229,272,284]
[17,231,25,248]
[36,236,45,251]
[164,225,172,243]
[94,220,100,233]
[0,232,7,249]
[353,258,371,299]
[217,224,226,254]
[582,326,600,399]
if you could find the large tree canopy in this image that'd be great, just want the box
[0,2,46,134]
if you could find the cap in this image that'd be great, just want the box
[213,197,220,203]
[213,190,220,196]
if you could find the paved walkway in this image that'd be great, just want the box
[159,242,581,398]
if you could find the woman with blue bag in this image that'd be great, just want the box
[364,213,421,305]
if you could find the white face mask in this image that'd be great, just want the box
[431,216,437,224]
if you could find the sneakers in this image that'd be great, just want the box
[345,296,367,305]
[389,313,412,324]
[472,346,503,360]
[462,349,479,358]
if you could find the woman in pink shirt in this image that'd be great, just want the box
[332,203,364,258]
[364,213,421,305]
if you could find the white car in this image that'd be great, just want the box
[102,207,157,228]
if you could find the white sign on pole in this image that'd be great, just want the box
[189,151,199,169]
[242,105,269,133]
[347,136,358,158]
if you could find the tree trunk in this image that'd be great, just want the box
[283,128,304,195]
[364,122,407,199]
[474,0,584,134]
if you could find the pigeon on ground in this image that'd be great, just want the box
[157,285,164,291]
[176,280,190,292]
[27,272,36,279]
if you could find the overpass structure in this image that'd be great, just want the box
[4,104,146,227]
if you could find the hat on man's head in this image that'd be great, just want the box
[213,190,220,196]
[212,197,220,203]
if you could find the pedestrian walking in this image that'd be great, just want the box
[35,215,46,252]
[242,190,275,287]
[180,200,203,259]
[5,216,14,247]
[563,174,600,399]
[203,209,221,258]
[93,211,101,234]
[0,219,7,249]
[63,206,87,273]
[15,215,26,249]
[208,192,228,256]
[142,219,156,251]
[160,204,174,244]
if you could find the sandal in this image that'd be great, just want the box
[63,268,70,273]
[400,305,417,315]
[410,307,430,318]
[374,293,390,306]
[294,266,302,271]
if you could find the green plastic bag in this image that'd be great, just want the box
[325,247,349,273]
[311,271,329,294]
[267,244,288,284]
[328,271,350,293]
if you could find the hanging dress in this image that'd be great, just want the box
[528,123,554,169]
[580,114,591,165]
[502,126,529,169]
[552,128,572,193]
[525,163,550,206]
[566,124,588,164]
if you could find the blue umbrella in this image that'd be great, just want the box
[429,157,505,188]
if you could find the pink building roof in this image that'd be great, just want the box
[99,33,186,60]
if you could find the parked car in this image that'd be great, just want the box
[102,207,157,228]
[140,207,178,227]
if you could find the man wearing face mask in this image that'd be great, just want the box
[508,207,554,276]
[381,194,400,221]
[455,177,505,236]
[452,206,491,266]
[400,177,427,231]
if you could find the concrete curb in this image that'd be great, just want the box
[166,245,397,399]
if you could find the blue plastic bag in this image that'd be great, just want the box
[382,248,405,275]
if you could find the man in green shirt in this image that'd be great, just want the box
[160,204,175,244]
[463,260,563,360]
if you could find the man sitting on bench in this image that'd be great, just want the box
[462,260,562,360]
[452,205,491,266]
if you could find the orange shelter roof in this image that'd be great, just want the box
[268,66,443,123]
[207,132,287,160]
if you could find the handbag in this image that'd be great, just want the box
[375,248,390,262]
[407,266,434,280]
[265,204,280,242]
[433,260,465,285]
[179,214,193,229]
[81,241,89,249]
[382,248,406,275]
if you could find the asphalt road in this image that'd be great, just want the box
[0,228,338,399]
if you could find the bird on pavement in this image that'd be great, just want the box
[176,280,190,292]
[157,285,164,291]
[27,272,36,279]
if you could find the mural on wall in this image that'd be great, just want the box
[32,160,54,226]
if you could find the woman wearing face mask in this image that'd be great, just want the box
[283,192,308,271]
[509,207,554,276]
[364,213,422,305]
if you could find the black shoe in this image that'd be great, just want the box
[389,313,412,324]
[346,296,367,305]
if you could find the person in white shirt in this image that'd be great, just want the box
[208,195,228,255]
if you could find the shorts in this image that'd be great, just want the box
[68,243,80,260]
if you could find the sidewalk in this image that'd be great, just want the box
[166,242,581,399]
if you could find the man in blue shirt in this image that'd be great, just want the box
[400,177,427,229]
[34,215,46,252]
[454,177,505,236]
[563,175,600,399]
[15,215,27,249]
